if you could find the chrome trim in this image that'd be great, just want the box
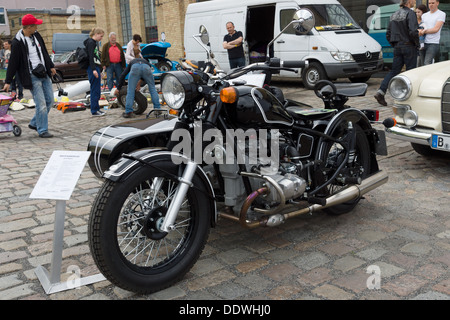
[389,75,412,101]
[385,125,434,145]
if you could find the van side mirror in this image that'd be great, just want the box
[292,9,315,35]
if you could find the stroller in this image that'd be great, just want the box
[0,94,22,136]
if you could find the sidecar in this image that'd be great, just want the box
[87,115,177,178]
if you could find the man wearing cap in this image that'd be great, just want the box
[3,14,56,138]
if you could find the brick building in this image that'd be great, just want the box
[94,0,205,61]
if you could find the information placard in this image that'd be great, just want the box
[30,150,91,200]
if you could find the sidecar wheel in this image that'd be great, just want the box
[317,123,371,215]
[88,163,211,294]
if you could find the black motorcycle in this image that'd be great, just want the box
[87,9,388,294]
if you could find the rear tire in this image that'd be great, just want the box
[317,123,371,215]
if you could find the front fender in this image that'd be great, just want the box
[103,149,217,226]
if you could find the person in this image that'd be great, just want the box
[115,58,161,118]
[4,40,24,100]
[419,0,446,65]
[101,32,126,91]
[3,14,56,138]
[0,40,4,69]
[84,27,105,116]
[223,22,245,69]
[125,34,143,64]
[374,0,419,107]
[416,4,428,67]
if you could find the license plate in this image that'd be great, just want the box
[431,134,450,151]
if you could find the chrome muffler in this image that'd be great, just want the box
[219,170,388,228]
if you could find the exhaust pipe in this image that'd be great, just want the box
[219,170,388,228]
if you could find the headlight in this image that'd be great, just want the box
[379,50,383,59]
[330,52,354,62]
[161,71,199,110]
[389,75,412,101]
[403,110,418,127]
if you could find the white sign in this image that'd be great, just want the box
[30,151,91,201]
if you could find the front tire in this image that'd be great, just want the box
[88,162,211,294]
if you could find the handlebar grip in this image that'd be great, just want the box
[281,61,306,68]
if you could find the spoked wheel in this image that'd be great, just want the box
[88,162,211,294]
[317,123,371,215]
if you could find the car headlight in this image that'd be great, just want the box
[161,71,199,110]
[403,110,418,127]
[389,75,412,101]
[330,51,355,62]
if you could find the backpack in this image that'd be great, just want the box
[75,46,89,69]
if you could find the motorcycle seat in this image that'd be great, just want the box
[286,105,336,120]
[334,83,368,97]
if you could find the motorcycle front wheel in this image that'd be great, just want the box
[88,163,211,294]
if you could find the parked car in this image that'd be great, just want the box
[123,40,181,80]
[53,50,87,80]
[384,60,450,156]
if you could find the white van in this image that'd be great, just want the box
[184,0,383,89]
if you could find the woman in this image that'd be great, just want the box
[84,27,105,116]
[125,34,143,64]
[416,4,428,67]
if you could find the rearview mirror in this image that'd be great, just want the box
[292,9,315,35]
[199,25,209,44]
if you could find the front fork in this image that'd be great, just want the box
[159,161,198,233]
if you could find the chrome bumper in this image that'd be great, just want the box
[386,125,431,145]
[385,125,448,146]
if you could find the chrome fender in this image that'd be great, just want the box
[103,148,217,226]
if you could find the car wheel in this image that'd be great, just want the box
[301,62,328,90]
[156,61,171,72]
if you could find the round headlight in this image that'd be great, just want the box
[403,110,418,127]
[389,75,412,101]
[161,71,200,110]
[161,74,186,110]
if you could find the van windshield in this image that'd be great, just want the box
[53,51,73,63]
[301,4,360,31]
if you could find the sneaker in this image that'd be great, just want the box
[374,92,387,106]
[92,111,106,117]
[122,112,135,118]
[39,132,54,138]
[28,124,37,131]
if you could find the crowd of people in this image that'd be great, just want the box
[0,13,162,137]
[374,0,446,106]
[0,2,447,136]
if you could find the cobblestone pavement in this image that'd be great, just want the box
[0,77,449,301]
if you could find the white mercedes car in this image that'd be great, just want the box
[384,60,450,156]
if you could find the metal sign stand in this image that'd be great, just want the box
[30,151,106,295]
[34,200,106,294]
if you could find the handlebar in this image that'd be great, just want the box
[225,59,308,80]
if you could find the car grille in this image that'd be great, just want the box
[352,52,380,63]
[442,78,450,134]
